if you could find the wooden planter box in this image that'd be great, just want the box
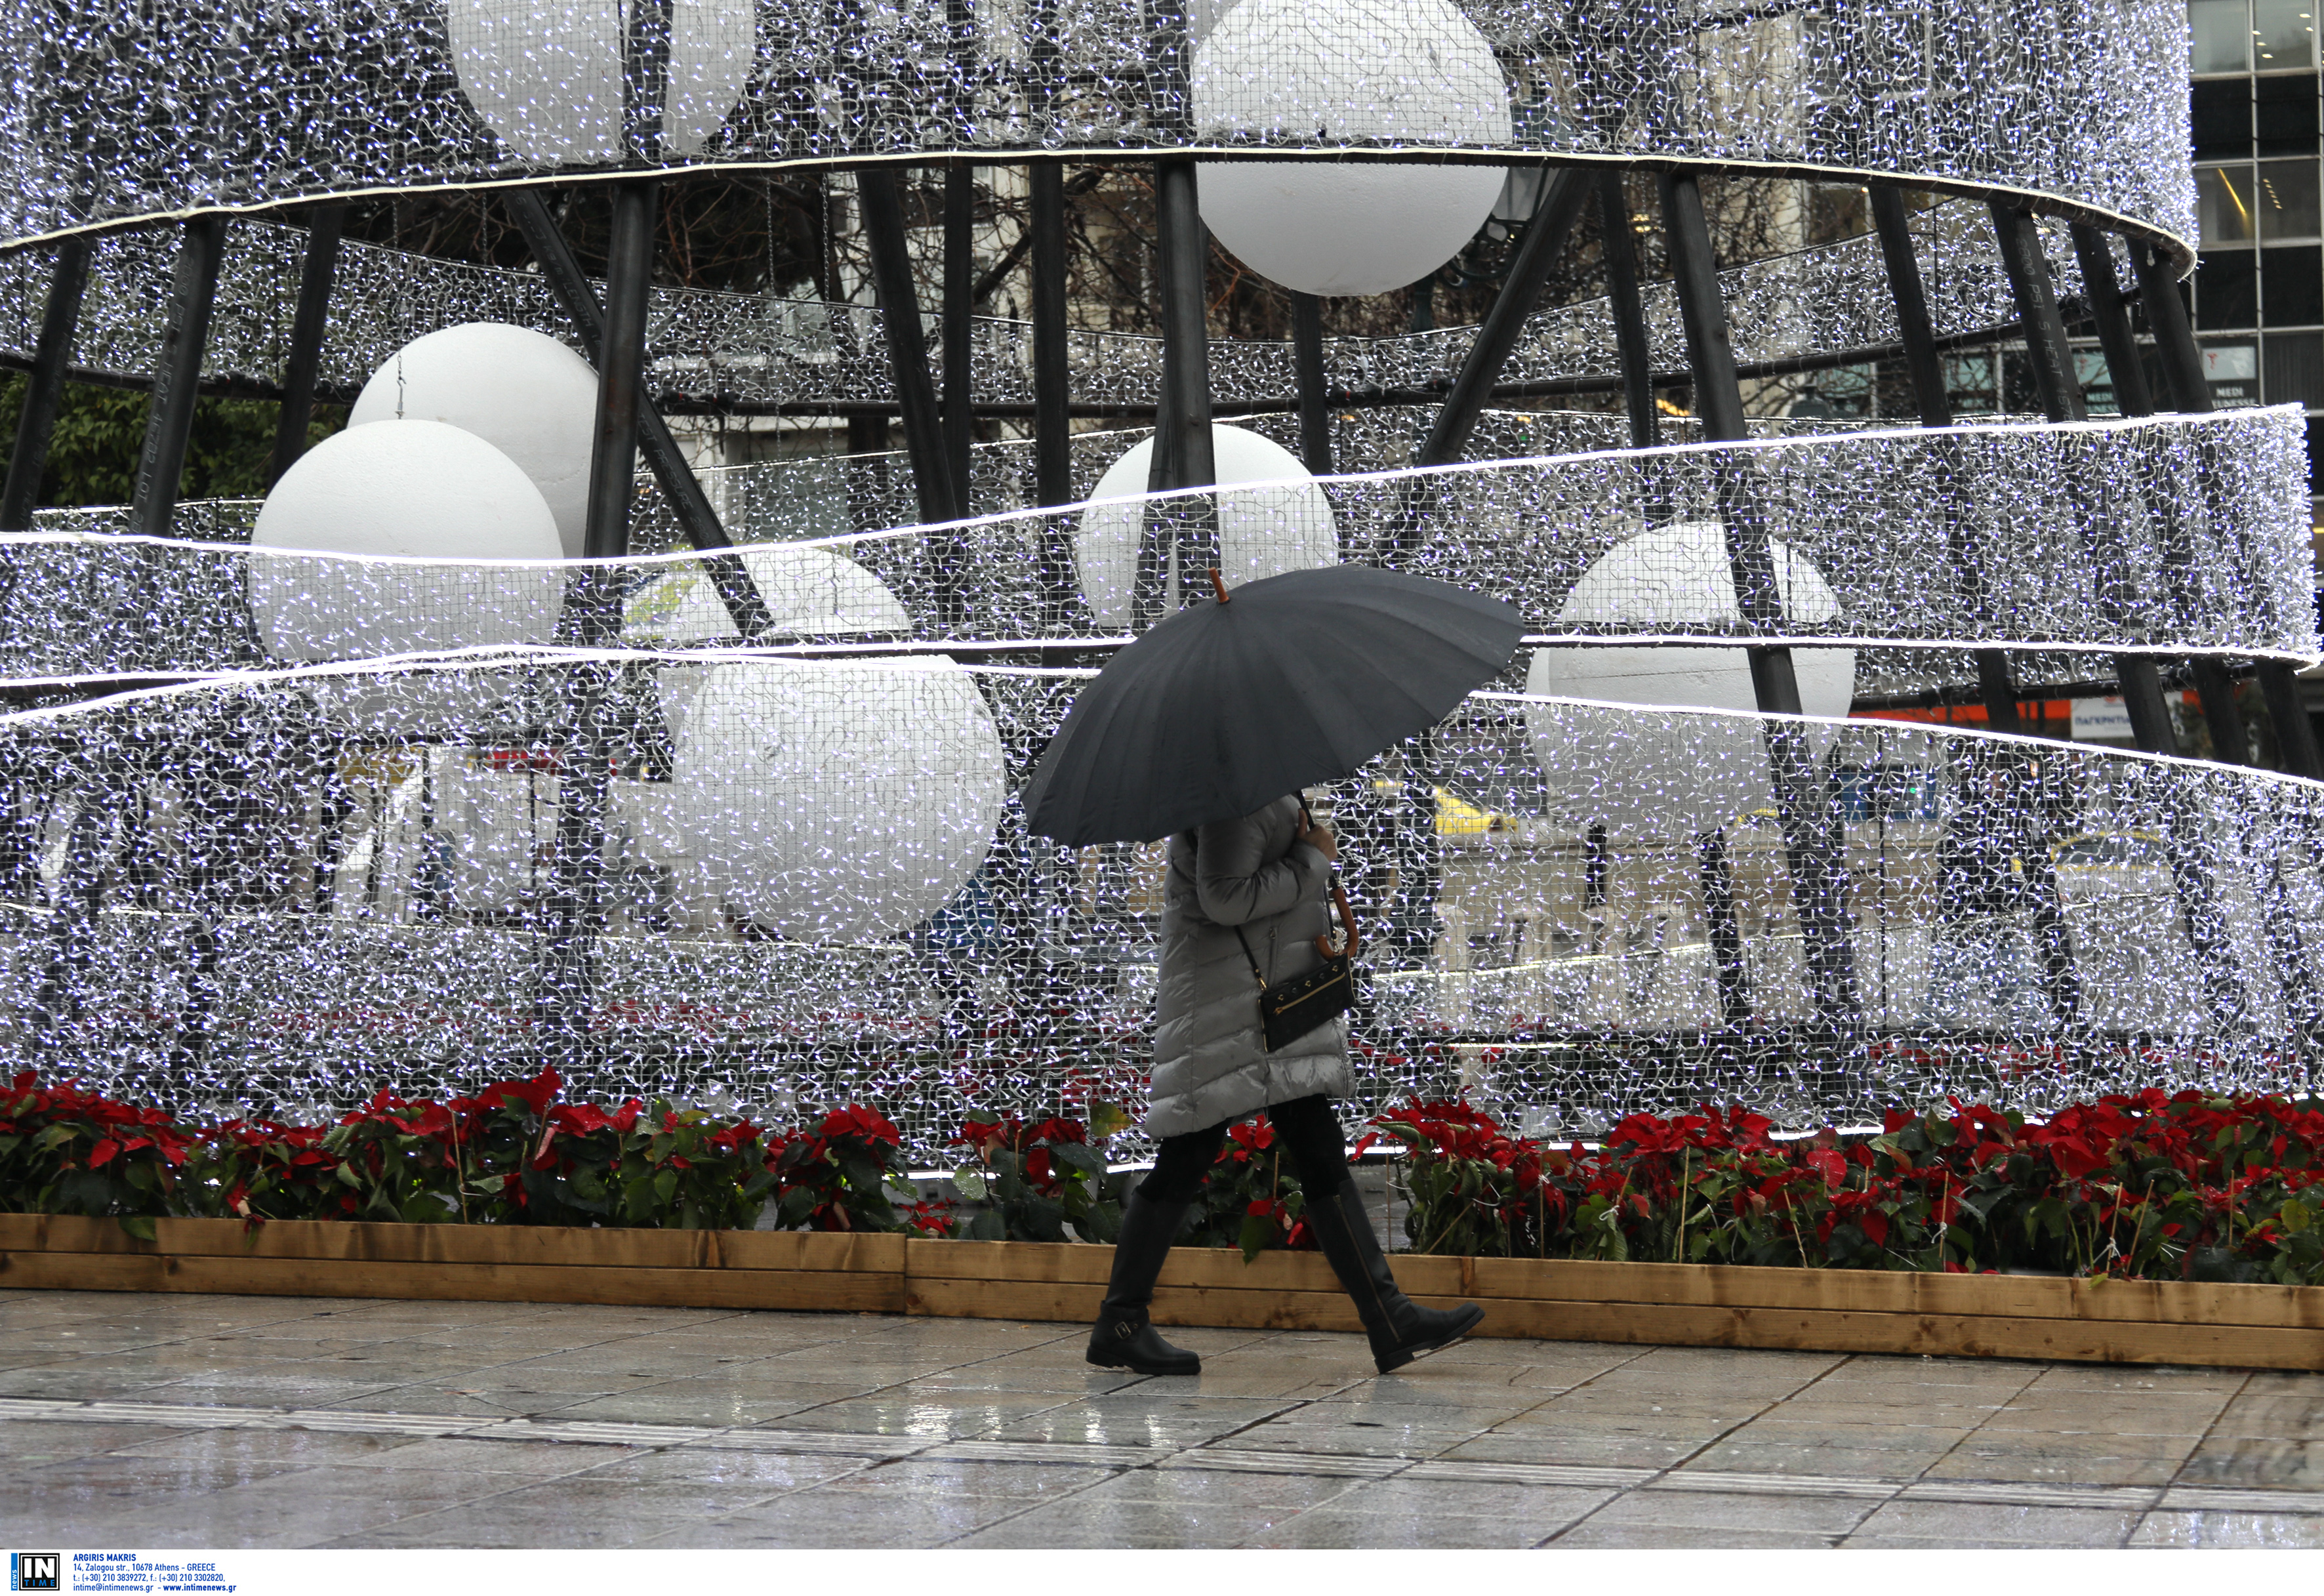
[5,1214,2320,1371]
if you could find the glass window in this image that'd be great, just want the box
[2255,0,2319,68]
[2266,331,2324,405]
[2194,79,2256,157]
[2193,0,2253,70]
[2201,340,2262,403]
[2264,243,2324,321]
[2260,159,2323,236]
[2199,251,2261,325]
[2255,75,2319,153]
[2201,166,2261,243]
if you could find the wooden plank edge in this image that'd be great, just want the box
[0,1252,904,1315]
[12,1215,2320,1331]
[9,1242,2320,1372]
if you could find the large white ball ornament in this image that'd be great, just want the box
[1074,425,1337,627]
[348,324,600,559]
[635,659,1008,943]
[1525,522,1856,837]
[447,0,756,165]
[1192,0,1512,296]
[249,419,565,664]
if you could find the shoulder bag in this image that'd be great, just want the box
[1231,809,1362,1052]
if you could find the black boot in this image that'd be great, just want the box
[1087,1188,1202,1376]
[1305,1181,1484,1374]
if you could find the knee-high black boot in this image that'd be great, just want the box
[1303,1181,1484,1374]
[1087,1187,1202,1376]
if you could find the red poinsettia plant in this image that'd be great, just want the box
[8,1067,2322,1284]
[0,1073,195,1240]
[1368,1091,2324,1285]
[949,1108,1122,1242]
[769,1105,939,1234]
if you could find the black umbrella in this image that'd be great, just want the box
[1023,565,1526,846]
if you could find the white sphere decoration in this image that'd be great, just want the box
[1074,424,1337,628]
[632,659,1008,943]
[348,324,600,560]
[446,0,755,165]
[624,544,912,645]
[1191,0,1512,297]
[249,419,565,664]
[1524,522,1856,837]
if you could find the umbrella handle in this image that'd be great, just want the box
[1317,882,1361,961]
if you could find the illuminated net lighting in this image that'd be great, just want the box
[0,1,2310,1165]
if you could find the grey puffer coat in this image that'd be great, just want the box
[1145,795,1353,1138]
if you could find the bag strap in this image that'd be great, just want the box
[1233,926,1266,989]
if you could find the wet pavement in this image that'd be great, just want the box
[4,1286,2321,1548]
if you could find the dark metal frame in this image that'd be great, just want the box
[129,216,228,539]
[1,237,91,530]
[2129,238,2324,781]
[267,204,345,489]
[1661,170,1859,1033]
[502,188,774,639]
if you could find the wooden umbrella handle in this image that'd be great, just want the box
[1316,882,1362,960]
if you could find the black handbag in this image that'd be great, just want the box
[1234,880,1362,1054]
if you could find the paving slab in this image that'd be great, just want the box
[5,1287,2321,1548]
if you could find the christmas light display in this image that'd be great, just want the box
[0,1,2313,1168]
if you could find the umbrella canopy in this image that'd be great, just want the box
[1023,565,1526,846]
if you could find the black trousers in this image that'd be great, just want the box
[1135,1094,1350,1204]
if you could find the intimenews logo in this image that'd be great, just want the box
[9,1553,60,1593]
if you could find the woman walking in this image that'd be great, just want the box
[1088,795,1484,1377]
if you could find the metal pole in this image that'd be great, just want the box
[1620,173,1740,1015]
[1879,189,2077,1020]
[579,182,659,591]
[1030,164,1072,506]
[504,189,774,638]
[1660,174,1793,706]
[268,204,344,489]
[1416,168,1588,469]
[1029,162,1077,621]
[859,167,964,533]
[1599,170,1658,453]
[1696,828,1751,1028]
[129,215,228,538]
[539,178,655,1054]
[2129,239,2213,417]
[2132,235,2324,780]
[2,236,91,528]
[2067,224,2155,417]
[2009,215,2253,1034]
[2074,222,2254,766]
[1600,167,1675,535]
[1989,203,2181,757]
[1872,187,2024,736]
[1291,291,1332,478]
[1988,202,2088,423]
[943,164,975,511]
[1154,157,1216,606]
[1154,159,1215,491]
[1660,171,1858,1031]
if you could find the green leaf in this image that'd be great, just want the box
[1048,1142,1108,1179]
[1238,1210,1276,1263]
[116,1214,157,1242]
